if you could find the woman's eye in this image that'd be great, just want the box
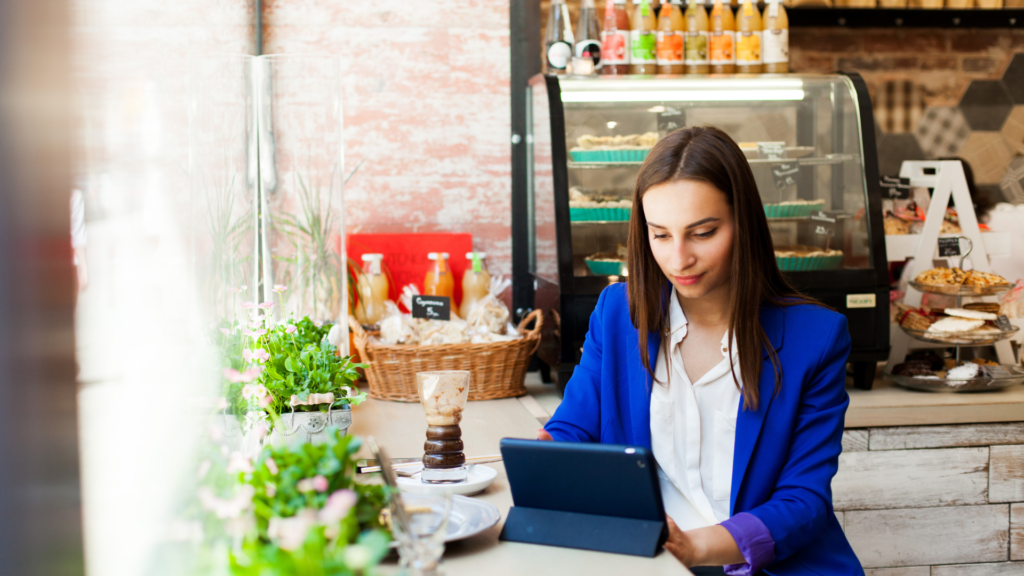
[652,233,669,240]
[693,228,717,239]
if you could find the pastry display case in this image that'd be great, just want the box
[521,73,889,391]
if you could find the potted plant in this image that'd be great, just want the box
[196,426,391,575]
[219,286,367,448]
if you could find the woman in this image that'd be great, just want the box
[541,126,862,575]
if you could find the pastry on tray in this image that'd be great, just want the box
[964,302,1002,314]
[912,267,1011,293]
[584,245,628,276]
[774,245,843,271]
[763,199,826,219]
[570,132,659,163]
[569,187,632,222]
[884,215,910,235]
[896,305,1015,343]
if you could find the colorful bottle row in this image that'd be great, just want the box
[544,0,789,75]
[353,252,492,325]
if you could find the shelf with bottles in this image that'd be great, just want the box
[544,0,791,78]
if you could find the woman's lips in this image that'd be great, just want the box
[674,274,703,286]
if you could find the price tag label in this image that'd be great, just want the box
[996,314,1013,331]
[411,295,451,321]
[772,163,800,190]
[657,107,683,134]
[937,237,961,257]
[880,176,912,200]
[757,142,786,160]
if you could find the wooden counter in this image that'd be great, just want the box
[346,392,693,576]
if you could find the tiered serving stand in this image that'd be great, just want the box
[886,161,1023,393]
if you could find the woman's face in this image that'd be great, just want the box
[641,179,735,300]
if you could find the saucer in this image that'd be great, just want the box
[395,464,498,496]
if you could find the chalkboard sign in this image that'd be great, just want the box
[772,163,800,190]
[657,107,683,134]
[937,237,961,257]
[411,295,451,321]
[811,210,836,238]
[757,142,786,160]
[880,176,911,200]
[996,315,1013,332]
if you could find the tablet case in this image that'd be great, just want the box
[498,438,668,557]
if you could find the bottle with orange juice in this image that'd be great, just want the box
[736,0,762,73]
[762,0,789,73]
[683,0,709,74]
[459,252,492,318]
[709,0,736,73]
[656,0,685,74]
[424,252,455,302]
[355,253,389,326]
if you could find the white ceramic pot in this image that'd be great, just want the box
[267,404,352,447]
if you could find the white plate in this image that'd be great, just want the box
[389,494,501,546]
[445,495,501,542]
[396,464,498,496]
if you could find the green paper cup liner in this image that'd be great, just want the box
[585,259,626,276]
[570,207,632,222]
[763,200,826,219]
[569,149,650,163]
[775,253,843,271]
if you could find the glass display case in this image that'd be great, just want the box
[524,73,888,390]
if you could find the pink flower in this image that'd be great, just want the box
[241,384,256,399]
[219,327,231,335]
[265,457,279,476]
[215,397,230,410]
[273,284,288,293]
[243,328,267,339]
[267,510,315,551]
[228,287,244,294]
[297,475,328,493]
[198,485,255,519]
[240,302,257,309]
[259,394,274,408]
[243,367,263,380]
[223,368,245,383]
[285,324,297,334]
[253,422,269,440]
[258,302,275,309]
[318,489,357,523]
[226,452,254,474]
[248,320,263,329]
[242,348,270,363]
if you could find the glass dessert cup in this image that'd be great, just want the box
[416,371,471,484]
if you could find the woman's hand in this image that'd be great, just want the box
[537,429,553,441]
[664,516,701,566]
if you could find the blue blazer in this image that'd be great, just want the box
[545,283,863,576]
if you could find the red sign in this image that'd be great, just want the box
[346,233,474,311]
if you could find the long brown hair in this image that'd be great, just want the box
[627,126,816,412]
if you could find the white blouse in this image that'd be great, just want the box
[650,289,741,531]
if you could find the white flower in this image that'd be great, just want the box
[327,324,344,347]
[343,544,373,569]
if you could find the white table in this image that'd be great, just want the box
[347,390,693,576]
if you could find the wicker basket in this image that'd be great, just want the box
[348,310,543,402]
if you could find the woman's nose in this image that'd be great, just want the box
[670,239,694,271]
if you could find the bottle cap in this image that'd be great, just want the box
[466,252,487,260]
[427,252,450,260]
[360,253,383,261]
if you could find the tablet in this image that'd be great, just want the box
[498,438,668,557]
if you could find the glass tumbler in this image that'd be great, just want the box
[415,371,470,483]
[391,493,453,576]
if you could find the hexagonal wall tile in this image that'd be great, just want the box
[915,107,970,159]
[959,80,1014,132]
[959,131,1014,185]
[1001,155,1024,204]
[1002,53,1024,105]
[1001,105,1024,157]
[877,133,927,177]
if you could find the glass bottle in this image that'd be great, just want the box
[762,0,789,73]
[709,0,736,74]
[459,252,492,319]
[630,0,658,75]
[545,0,575,74]
[423,252,455,301]
[355,253,389,326]
[602,0,632,75]
[736,0,763,74]
[683,0,710,74]
[576,0,604,71]
[656,0,685,74]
